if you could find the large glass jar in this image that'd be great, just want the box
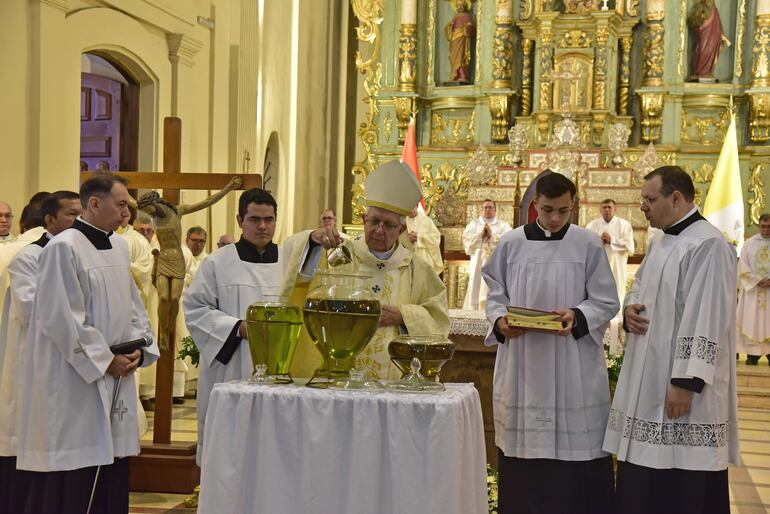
[303,271,381,387]
[245,296,302,384]
[387,335,456,383]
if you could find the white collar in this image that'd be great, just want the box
[370,244,398,260]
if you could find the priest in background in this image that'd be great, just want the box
[585,198,635,302]
[404,205,444,275]
[483,171,619,514]
[736,213,770,364]
[16,174,159,514]
[0,201,15,244]
[462,199,511,310]
[320,161,450,380]
[0,191,80,513]
[184,188,339,463]
[604,166,738,514]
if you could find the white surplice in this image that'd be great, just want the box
[0,227,46,319]
[16,223,159,472]
[585,216,635,302]
[404,210,444,275]
[736,234,770,356]
[463,216,512,310]
[483,224,620,460]
[183,232,316,463]
[0,234,46,456]
[603,214,739,471]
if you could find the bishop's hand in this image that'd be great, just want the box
[624,304,649,335]
[379,305,403,327]
[310,227,342,249]
[106,350,142,378]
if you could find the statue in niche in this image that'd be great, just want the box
[688,0,732,82]
[444,0,475,84]
[564,0,599,15]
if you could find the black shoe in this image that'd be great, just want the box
[172,397,185,405]
[747,355,760,365]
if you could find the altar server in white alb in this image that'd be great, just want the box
[736,213,770,365]
[603,166,739,514]
[183,188,339,463]
[16,175,159,514]
[483,172,619,514]
[0,191,80,513]
[585,198,635,301]
[462,199,511,310]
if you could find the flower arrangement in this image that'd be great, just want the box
[607,350,625,398]
[178,336,200,367]
[487,464,498,513]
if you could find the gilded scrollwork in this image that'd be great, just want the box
[520,0,533,20]
[422,162,469,225]
[631,143,666,186]
[539,29,554,111]
[736,0,746,78]
[383,113,393,143]
[492,25,513,88]
[558,30,593,49]
[640,92,663,143]
[489,95,510,142]
[593,30,608,110]
[678,0,687,79]
[350,0,384,220]
[643,19,664,86]
[692,163,714,184]
[395,96,414,144]
[680,109,730,146]
[749,164,766,226]
[626,0,639,17]
[427,0,435,85]
[749,93,770,143]
[398,24,417,92]
[431,110,476,145]
[467,145,498,186]
[752,22,770,88]
[619,37,632,115]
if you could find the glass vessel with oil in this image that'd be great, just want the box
[245,296,302,384]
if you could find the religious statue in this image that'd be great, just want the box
[444,0,475,84]
[688,0,731,81]
[564,0,599,15]
[137,176,242,351]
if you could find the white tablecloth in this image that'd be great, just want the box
[198,382,488,514]
[448,308,490,336]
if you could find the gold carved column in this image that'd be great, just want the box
[749,10,770,143]
[536,16,556,145]
[490,0,513,142]
[639,1,665,143]
[592,27,609,145]
[520,39,534,116]
[618,36,632,116]
[397,0,418,143]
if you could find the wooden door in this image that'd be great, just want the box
[80,72,121,172]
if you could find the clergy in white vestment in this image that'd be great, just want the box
[16,175,159,514]
[0,191,80,513]
[312,161,450,381]
[736,214,770,364]
[585,199,635,302]
[183,188,339,463]
[462,199,512,310]
[185,225,209,276]
[603,166,738,514]
[404,206,444,275]
[483,172,620,514]
[0,201,15,245]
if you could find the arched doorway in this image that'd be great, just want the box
[80,53,140,173]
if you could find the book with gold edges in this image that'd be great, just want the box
[505,306,564,332]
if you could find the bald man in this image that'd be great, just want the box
[0,202,15,245]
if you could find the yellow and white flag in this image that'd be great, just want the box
[703,113,744,254]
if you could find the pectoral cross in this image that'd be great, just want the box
[536,415,552,428]
[112,399,128,422]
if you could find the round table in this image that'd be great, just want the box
[198,381,488,514]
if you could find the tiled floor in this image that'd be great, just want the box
[130,399,770,513]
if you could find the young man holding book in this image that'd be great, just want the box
[482,171,619,514]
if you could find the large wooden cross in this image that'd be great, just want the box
[81,117,261,492]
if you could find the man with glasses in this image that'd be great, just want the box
[320,160,449,380]
[483,171,619,514]
[183,188,339,464]
[0,202,15,244]
[186,226,208,263]
[603,166,738,514]
[462,199,512,310]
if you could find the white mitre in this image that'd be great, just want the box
[365,160,423,216]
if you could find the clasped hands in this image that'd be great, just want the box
[495,308,575,339]
[106,350,142,378]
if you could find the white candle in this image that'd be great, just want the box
[759,0,770,16]
[401,0,417,24]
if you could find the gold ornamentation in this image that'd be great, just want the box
[558,30,593,48]
[749,93,770,143]
[489,95,510,142]
[539,30,554,111]
[608,122,631,166]
[619,37,632,115]
[350,0,384,221]
[520,0,533,20]
[475,0,483,83]
[383,113,393,143]
[594,34,608,110]
[632,143,665,185]
[398,24,417,92]
[749,164,766,226]
[395,96,415,144]
[507,124,529,166]
[626,0,639,17]
[678,0,687,79]
[423,162,469,225]
[427,0,436,85]
[592,113,606,146]
[639,92,663,143]
[752,20,770,88]
[736,0,746,78]
[692,163,714,184]
[431,110,476,145]
[521,39,533,116]
[553,55,594,113]
[467,145,498,186]
[492,25,513,88]
[549,111,583,147]
[565,0,599,15]
[643,19,664,86]
[680,108,730,146]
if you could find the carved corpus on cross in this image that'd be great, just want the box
[81,117,262,445]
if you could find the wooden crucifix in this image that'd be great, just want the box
[81,117,261,492]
